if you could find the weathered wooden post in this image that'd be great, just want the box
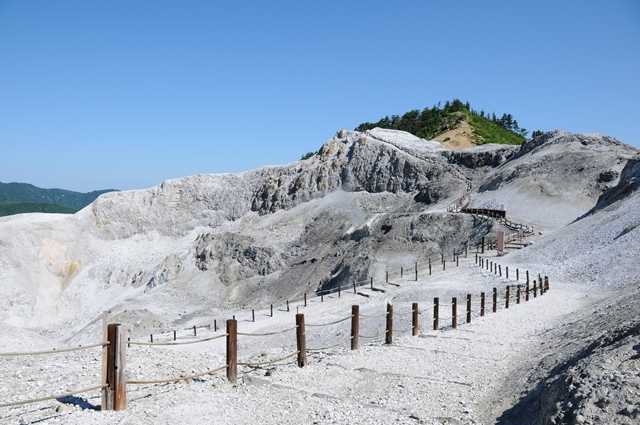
[452,297,457,328]
[492,288,497,313]
[506,266,509,280]
[526,270,530,284]
[475,253,478,264]
[516,285,521,304]
[499,265,502,277]
[526,282,530,301]
[103,323,127,411]
[433,297,439,330]
[533,280,538,298]
[412,303,419,336]
[429,257,432,275]
[193,325,197,336]
[173,330,177,341]
[516,268,519,281]
[400,266,403,278]
[466,294,471,323]
[353,283,357,294]
[370,277,374,290]
[214,319,217,332]
[270,304,274,317]
[545,276,550,292]
[226,319,237,383]
[481,236,485,253]
[321,294,324,302]
[150,334,153,343]
[415,262,418,281]
[386,270,389,283]
[252,309,255,322]
[351,305,359,350]
[287,300,290,312]
[456,256,459,267]
[505,286,510,309]
[295,314,306,367]
[385,303,393,345]
[443,258,446,271]
[304,292,307,307]
[480,292,485,316]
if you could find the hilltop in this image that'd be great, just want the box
[0,181,115,217]
[355,99,527,149]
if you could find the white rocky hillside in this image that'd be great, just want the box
[0,128,636,339]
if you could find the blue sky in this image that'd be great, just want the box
[1,1,639,191]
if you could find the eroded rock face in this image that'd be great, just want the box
[589,157,640,214]
[194,233,287,284]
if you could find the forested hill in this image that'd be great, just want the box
[355,99,528,146]
[0,182,115,217]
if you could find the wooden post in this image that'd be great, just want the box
[415,262,418,281]
[412,303,419,336]
[287,300,290,312]
[104,323,127,411]
[526,270,530,284]
[533,280,538,298]
[492,288,497,313]
[475,253,478,264]
[456,256,459,267]
[480,292,485,316]
[517,285,521,304]
[400,266,403,278]
[214,319,217,332]
[226,319,237,383]
[443,258,446,271]
[370,277,374,290]
[466,294,471,323]
[526,282,530,301]
[499,265,502,277]
[545,276,550,292]
[516,268,519,281]
[270,304,274,317]
[150,334,153,343]
[465,245,468,257]
[295,314,306,367]
[452,297,457,328]
[429,258,432,275]
[505,286,510,309]
[386,270,389,283]
[321,294,324,302]
[452,251,456,262]
[173,330,177,341]
[353,283,357,294]
[481,237,485,253]
[433,297,439,330]
[252,309,255,322]
[506,266,509,279]
[338,285,341,298]
[193,325,197,336]
[385,303,393,345]
[351,305,359,350]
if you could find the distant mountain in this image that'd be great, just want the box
[355,99,527,148]
[0,182,115,217]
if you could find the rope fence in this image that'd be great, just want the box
[1,234,549,414]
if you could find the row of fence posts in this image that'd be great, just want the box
[143,247,473,345]
[104,269,552,409]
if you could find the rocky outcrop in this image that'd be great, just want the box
[587,157,640,215]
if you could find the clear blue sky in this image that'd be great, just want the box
[1,1,638,192]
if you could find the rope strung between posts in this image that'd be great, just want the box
[0,342,109,357]
[359,312,387,319]
[238,351,299,367]
[127,365,227,385]
[237,326,298,337]
[0,384,106,409]
[305,315,352,327]
[128,333,227,347]
[358,333,381,339]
